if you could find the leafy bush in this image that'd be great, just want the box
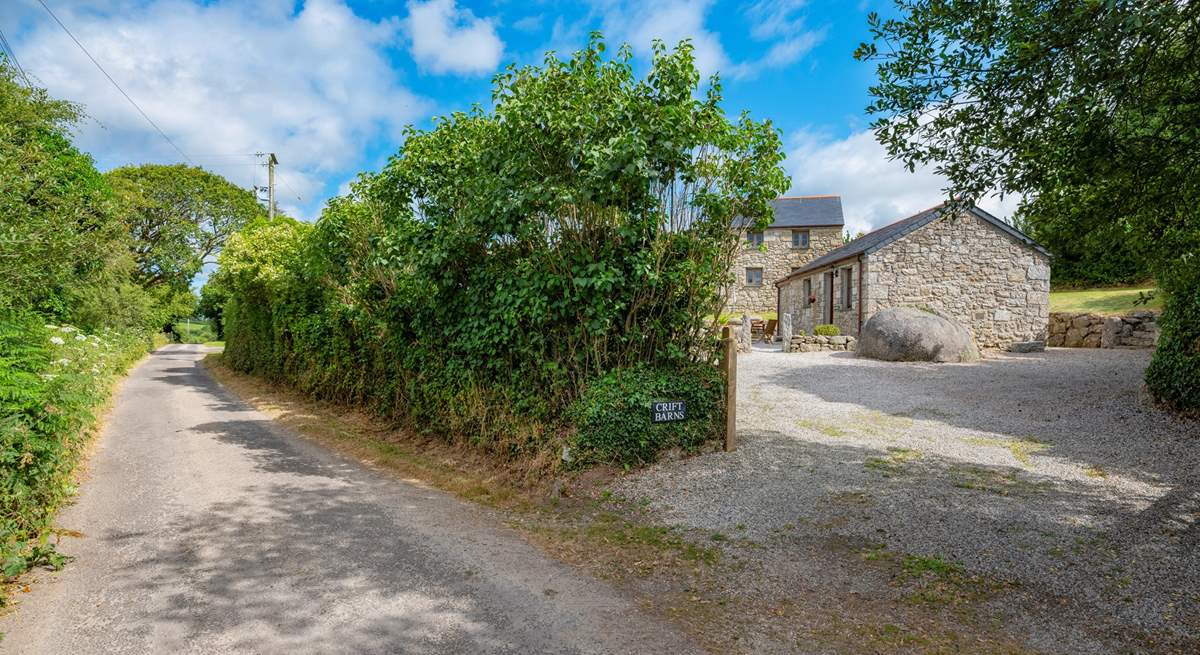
[814,324,840,336]
[568,364,724,467]
[215,37,786,468]
[0,315,149,592]
[1145,262,1200,414]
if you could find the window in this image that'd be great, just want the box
[747,231,764,247]
[791,229,810,249]
[746,267,764,286]
[841,267,854,309]
[802,278,812,303]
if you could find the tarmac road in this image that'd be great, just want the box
[0,345,696,654]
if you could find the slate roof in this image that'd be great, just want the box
[774,202,1050,286]
[734,195,845,229]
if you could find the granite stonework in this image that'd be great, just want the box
[784,334,857,353]
[1047,311,1159,348]
[726,226,843,315]
[777,209,1051,350]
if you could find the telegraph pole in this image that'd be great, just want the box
[267,152,278,220]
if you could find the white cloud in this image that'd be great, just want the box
[405,0,504,76]
[10,0,429,220]
[785,128,1021,235]
[590,0,821,80]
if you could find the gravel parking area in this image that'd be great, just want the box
[618,347,1199,653]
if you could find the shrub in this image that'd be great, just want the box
[214,37,787,468]
[568,363,725,467]
[814,324,840,336]
[1145,265,1200,414]
[0,315,149,593]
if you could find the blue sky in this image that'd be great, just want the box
[0,0,1016,235]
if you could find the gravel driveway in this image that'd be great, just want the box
[619,347,1199,653]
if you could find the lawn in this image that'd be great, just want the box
[1049,286,1161,315]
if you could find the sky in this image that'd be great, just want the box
[0,0,1019,235]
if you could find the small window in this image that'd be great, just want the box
[802,278,812,303]
[747,231,764,247]
[791,229,810,249]
[746,268,764,286]
[841,267,853,309]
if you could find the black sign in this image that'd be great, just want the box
[651,401,687,423]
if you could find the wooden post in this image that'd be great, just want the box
[721,325,737,452]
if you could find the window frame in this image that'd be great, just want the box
[791,229,810,249]
[802,277,812,304]
[745,267,764,286]
[747,231,764,247]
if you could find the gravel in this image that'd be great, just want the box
[618,346,1200,652]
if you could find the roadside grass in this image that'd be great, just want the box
[796,418,849,438]
[865,447,923,476]
[1049,286,1161,315]
[962,436,1048,467]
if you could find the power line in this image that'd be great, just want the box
[34,0,193,164]
[0,27,32,87]
[276,172,304,203]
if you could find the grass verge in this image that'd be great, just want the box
[1049,286,1161,315]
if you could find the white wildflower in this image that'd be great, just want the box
[59,326,77,333]
[75,334,87,341]
[91,366,100,374]
[54,358,71,366]
[40,373,57,381]
[44,324,58,330]
[49,336,65,345]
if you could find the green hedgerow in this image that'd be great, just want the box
[568,363,725,467]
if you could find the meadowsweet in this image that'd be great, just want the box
[53,358,71,366]
[44,325,58,330]
[59,326,77,333]
[75,334,87,341]
[49,336,65,345]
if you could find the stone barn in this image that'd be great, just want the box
[775,202,1051,350]
[725,195,845,315]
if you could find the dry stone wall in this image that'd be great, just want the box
[785,334,857,353]
[862,211,1050,349]
[726,226,842,314]
[1047,311,1159,348]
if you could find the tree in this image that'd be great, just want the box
[0,57,129,323]
[106,164,265,291]
[856,1,1200,411]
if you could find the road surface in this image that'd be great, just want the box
[0,345,696,654]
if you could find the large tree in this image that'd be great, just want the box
[106,164,265,291]
[0,57,127,320]
[856,0,1200,411]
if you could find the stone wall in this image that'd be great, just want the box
[779,261,862,337]
[784,334,857,353]
[726,226,842,314]
[862,211,1050,349]
[1047,311,1159,348]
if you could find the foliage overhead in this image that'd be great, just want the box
[856,1,1200,411]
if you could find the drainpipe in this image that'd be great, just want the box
[857,255,864,335]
